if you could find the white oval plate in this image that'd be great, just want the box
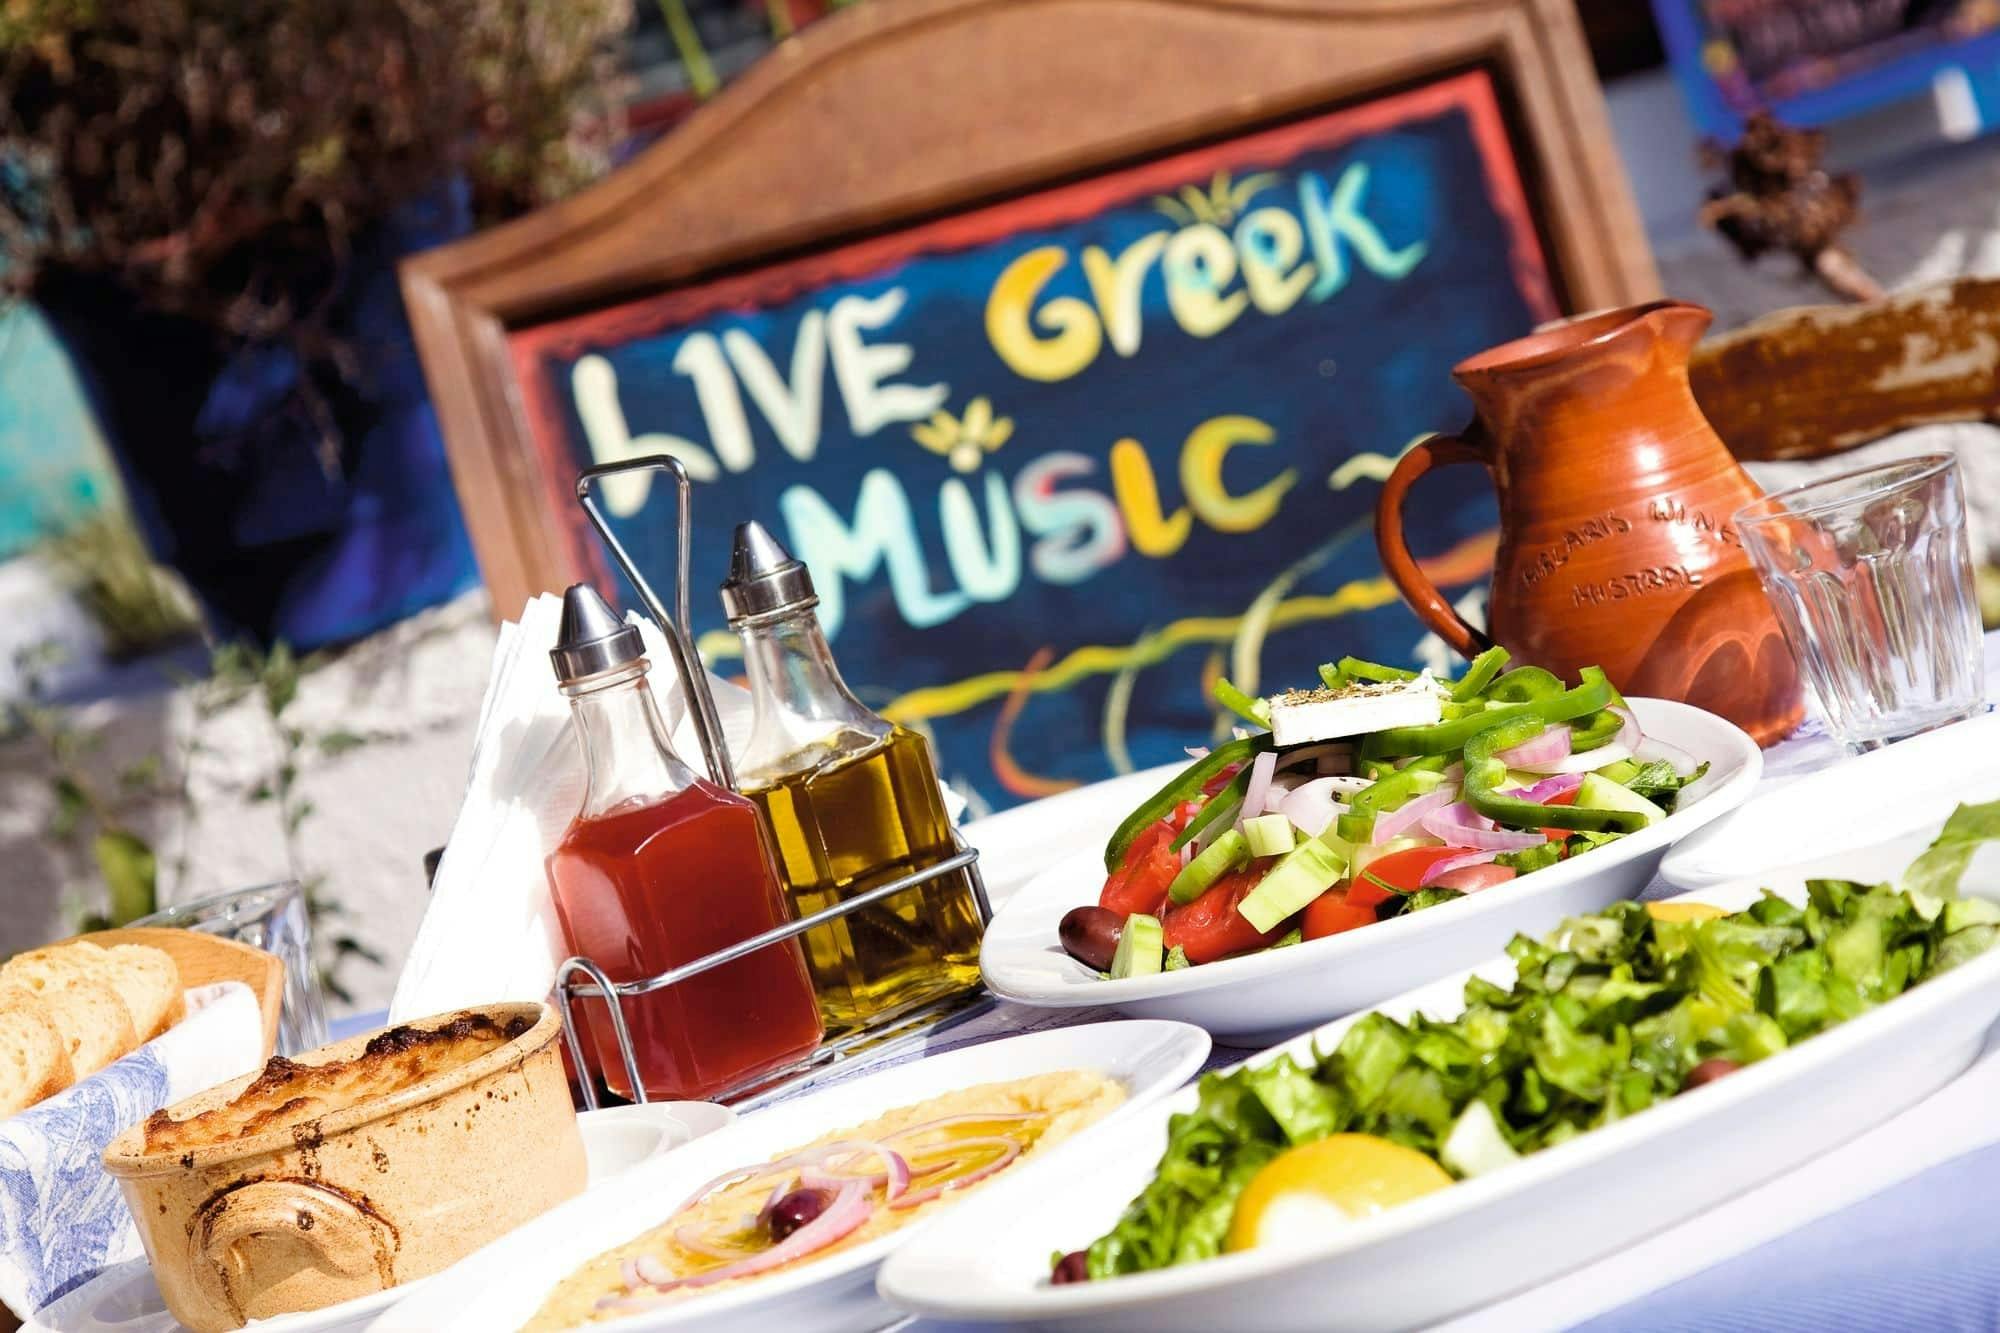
[27,1103,735,1333]
[881,822,2000,1332]
[980,698,1761,1043]
[367,1021,1210,1333]
[1661,707,2000,891]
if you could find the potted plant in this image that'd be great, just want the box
[0,0,630,650]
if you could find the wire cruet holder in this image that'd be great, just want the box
[556,455,994,1110]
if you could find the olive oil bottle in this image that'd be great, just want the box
[722,522,985,1034]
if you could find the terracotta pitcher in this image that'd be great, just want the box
[1375,300,1803,746]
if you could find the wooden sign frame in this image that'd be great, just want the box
[402,0,1658,618]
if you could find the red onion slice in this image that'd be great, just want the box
[1419,849,1502,886]
[1510,742,1633,775]
[1640,736,1698,776]
[1180,841,1194,868]
[1611,705,1641,751]
[1496,727,1570,768]
[1279,778,1347,839]
[880,1112,1047,1142]
[889,1136,1022,1209]
[770,1140,909,1203]
[1371,784,1459,844]
[647,1180,873,1293]
[1420,805,1546,851]
[1512,772,1586,806]
[1274,743,1353,773]
[670,1225,752,1262]
[1238,751,1278,834]
[1263,775,1299,814]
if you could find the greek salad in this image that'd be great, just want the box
[1053,800,2000,1284]
[1061,649,1712,980]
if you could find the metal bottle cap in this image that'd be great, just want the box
[550,583,644,684]
[720,520,817,622]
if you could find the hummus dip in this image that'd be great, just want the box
[525,1069,1123,1329]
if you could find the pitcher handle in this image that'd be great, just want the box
[1375,428,1498,660]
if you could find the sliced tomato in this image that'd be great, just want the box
[1302,888,1378,941]
[1200,763,1243,797]
[1161,866,1291,964]
[1100,835,1179,918]
[1430,862,1517,893]
[1539,786,1579,842]
[1347,846,1470,906]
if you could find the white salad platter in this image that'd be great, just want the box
[1662,706,2000,891]
[980,697,1761,1043]
[28,1102,738,1333]
[368,1021,1210,1333]
[880,823,2000,1332]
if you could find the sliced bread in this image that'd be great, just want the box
[0,942,103,990]
[28,977,136,1078]
[0,987,74,1116]
[102,944,184,1040]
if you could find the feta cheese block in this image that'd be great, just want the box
[1267,677,1446,747]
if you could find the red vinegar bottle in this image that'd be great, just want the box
[543,585,821,1101]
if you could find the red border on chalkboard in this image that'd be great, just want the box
[508,66,1549,593]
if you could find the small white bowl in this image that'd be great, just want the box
[577,1101,736,1181]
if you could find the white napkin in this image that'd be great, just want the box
[389,596,754,1024]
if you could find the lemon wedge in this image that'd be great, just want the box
[1224,1134,1452,1252]
[1645,901,1727,922]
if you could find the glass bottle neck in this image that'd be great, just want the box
[735,610,888,783]
[567,667,702,818]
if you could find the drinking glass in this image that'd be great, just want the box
[1735,454,1986,753]
[136,881,330,1054]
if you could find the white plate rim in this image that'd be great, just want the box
[980,696,1761,1008]
[884,837,2000,1319]
[369,1020,1211,1333]
[1659,707,2000,890]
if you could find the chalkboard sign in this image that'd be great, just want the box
[1653,0,2000,137]
[404,0,1656,810]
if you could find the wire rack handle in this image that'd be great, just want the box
[575,454,736,790]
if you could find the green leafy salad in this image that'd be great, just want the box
[1073,801,2000,1281]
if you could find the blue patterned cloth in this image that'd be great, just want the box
[0,1048,168,1310]
[0,981,264,1321]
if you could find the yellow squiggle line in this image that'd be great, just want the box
[1326,452,1402,491]
[880,575,1402,724]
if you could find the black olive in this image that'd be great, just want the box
[1059,907,1124,972]
[1051,1250,1090,1285]
[767,1187,832,1241]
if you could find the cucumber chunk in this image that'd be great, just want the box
[1237,838,1348,933]
[1169,828,1251,905]
[1110,913,1165,979]
[1243,814,1297,858]
[1576,773,1665,827]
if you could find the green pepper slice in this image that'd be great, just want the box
[1568,708,1626,752]
[1319,656,1415,690]
[1462,716,1647,833]
[1361,667,1615,758]
[1449,646,1511,702]
[1488,665,1564,703]
[1171,762,1255,852]
[1334,755,1449,843]
[1211,677,1271,728]
[1101,734,1270,871]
